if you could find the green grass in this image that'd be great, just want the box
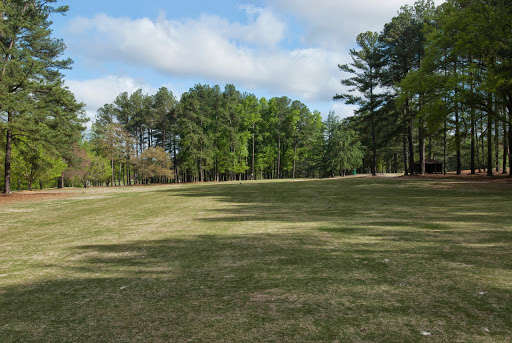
[0,177,511,342]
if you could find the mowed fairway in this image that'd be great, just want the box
[0,177,511,342]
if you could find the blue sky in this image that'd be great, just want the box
[52,0,444,125]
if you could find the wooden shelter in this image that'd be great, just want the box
[414,159,443,174]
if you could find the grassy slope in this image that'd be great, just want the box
[0,178,511,342]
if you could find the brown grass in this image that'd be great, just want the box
[0,191,75,204]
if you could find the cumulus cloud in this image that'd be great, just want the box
[331,102,357,119]
[266,0,445,49]
[65,76,188,131]
[65,76,156,112]
[65,76,157,130]
[66,9,348,103]
[234,5,287,47]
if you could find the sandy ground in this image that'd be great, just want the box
[0,190,75,205]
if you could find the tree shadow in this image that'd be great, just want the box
[1,231,511,342]
[155,178,511,229]
[2,178,512,341]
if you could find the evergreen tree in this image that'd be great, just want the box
[334,31,385,176]
[0,1,85,193]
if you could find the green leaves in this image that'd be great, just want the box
[1,1,85,192]
[323,113,365,176]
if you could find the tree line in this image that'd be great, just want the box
[336,0,512,177]
[85,85,364,186]
[3,0,510,192]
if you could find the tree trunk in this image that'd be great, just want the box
[252,123,255,180]
[293,138,297,178]
[277,135,281,179]
[481,118,485,171]
[173,136,178,182]
[111,155,114,186]
[508,105,512,177]
[428,134,432,160]
[509,109,512,177]
[487,96,493,177]
[503,121,508,174]
[402,132,408,175]
[455,61,461,175]
[455,104,461,175]
[3,117,12,194]
[371,120,377,176]
[419,114,425,175]
[139,126,144,153]
[443,118,447,175]
[476,115,481,172]
[408,118,415,175]
[128,163,131,185]
[495,115,499,172]
[470,86,476,174]
[470,116,476,174]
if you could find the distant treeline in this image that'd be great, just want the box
[86,85,364,185]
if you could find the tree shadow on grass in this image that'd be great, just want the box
[2,178,511,342]
[154,178,512,228]
[1,231,511,342]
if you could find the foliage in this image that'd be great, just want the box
[137,146,173,181]
[64,144,111,187]
[334,31,385,175]
[0,0,86,193]
[323,113,366,176]
[93,85,338,183]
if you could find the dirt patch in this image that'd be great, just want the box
[0,191,74,205]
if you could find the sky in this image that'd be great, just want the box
[51,0,444,127]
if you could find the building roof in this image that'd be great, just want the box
[414,159,444,165]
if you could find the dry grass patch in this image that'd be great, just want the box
[0,178,511,342]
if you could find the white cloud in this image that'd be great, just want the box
[65,76,189,132]
[266,0,446,49]
[332,102,357,119]
[235,5,287,47]
[65,75,156,111]
[65,75,156,122]
[66,10,348,103]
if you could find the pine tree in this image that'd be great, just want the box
[0,1,85,193]
[334,31,385,176]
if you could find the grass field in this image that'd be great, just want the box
[1,177,511,342]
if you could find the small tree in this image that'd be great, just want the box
[323,113,365,177]
[64,144,111,188]
[137,147,173,183]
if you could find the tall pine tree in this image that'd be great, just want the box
[0,1,85,193]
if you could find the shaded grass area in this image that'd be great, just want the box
[0,178,511,342]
